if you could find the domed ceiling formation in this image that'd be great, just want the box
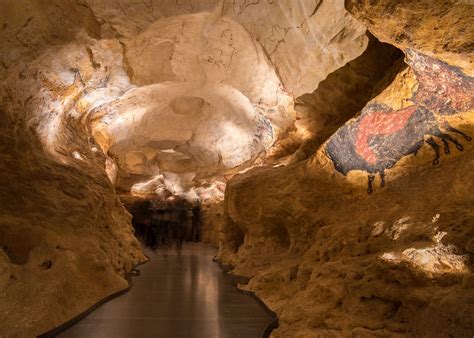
[0,0,368,204]
[89,12,295,198]
[0,0,473,337]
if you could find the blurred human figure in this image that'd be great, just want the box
[129,195,198,251]
[129,200,154,245]
[191,200,201,242]
[149,202,162,249]
[157,205,171,248]
[174,198,189,249]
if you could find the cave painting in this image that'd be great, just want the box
[408,49,474,116]
[326,50,473,193]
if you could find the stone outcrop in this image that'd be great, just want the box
[86,0,368,197]
[0,1,370,336]
[220,66,474,337]
[1,0,473,337]
[345,0,473,70]
[213,1,474,337]
[283,33,405,163]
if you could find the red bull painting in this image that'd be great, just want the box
[326,50,473,193]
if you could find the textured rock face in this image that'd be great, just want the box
[286,34,405,163]
[326,49,473,193]
[79,0,368,96]
[2,0,472,337]
[221,56,474,335]
[345,0,473,70]
[91,11,295,195]
[0,1,370,336]
[214,1,474,337]
[221,0,368,96]
[222,121,474,334]
[0,38,146,338]
[0,2,146,337]
[86,0,368,196]
[0,124,145,337]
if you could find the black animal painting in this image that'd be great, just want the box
[325,49,473,193]
[326,103,471,193]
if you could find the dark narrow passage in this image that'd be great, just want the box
[57,244,273,338]
[124,196,198,250]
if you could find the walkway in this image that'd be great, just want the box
[57,243,273,338]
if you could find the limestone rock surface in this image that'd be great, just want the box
[220,90,474,338]
[213,1,474,337]
[345,0,474,71]
[80,0,368,96]
[0,1,370,336]
[2,0,472,337]
[91,11,295,195]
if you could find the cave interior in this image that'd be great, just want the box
[0,0,473,337]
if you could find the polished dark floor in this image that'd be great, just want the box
[57,243,272,338]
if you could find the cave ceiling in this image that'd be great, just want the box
[0,0,368,201]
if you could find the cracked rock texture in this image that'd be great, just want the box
[0,35,146,338]
[0,0,369,336]
[80,0,368,96]
[220,74,474,337]
[91,11,295,194]
[1,0,473,337]
[345,0,473,70]
[213,1,474,337]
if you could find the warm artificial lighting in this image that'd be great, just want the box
[72,151,84,160]
[380,231,469,275]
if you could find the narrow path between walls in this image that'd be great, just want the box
[56,243,273,338]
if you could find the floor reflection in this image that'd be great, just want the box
[58,243,272,338]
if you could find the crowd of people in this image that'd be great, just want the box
[128,197,202,250]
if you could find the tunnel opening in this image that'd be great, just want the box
[123,195,203,250]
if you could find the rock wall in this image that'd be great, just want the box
[85,0,369,196]
[276,33,405,163]
[0,3,147,337]
[0,110,145,337]
[2,0,472,337]
[0,61,146,338]
[90,11,296,194]
[345,0,473,70]
[216,1,474,337]
[76,0,368,96]
[221,67,474,337]
[223,146,474,337]
[0,1,371,336]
